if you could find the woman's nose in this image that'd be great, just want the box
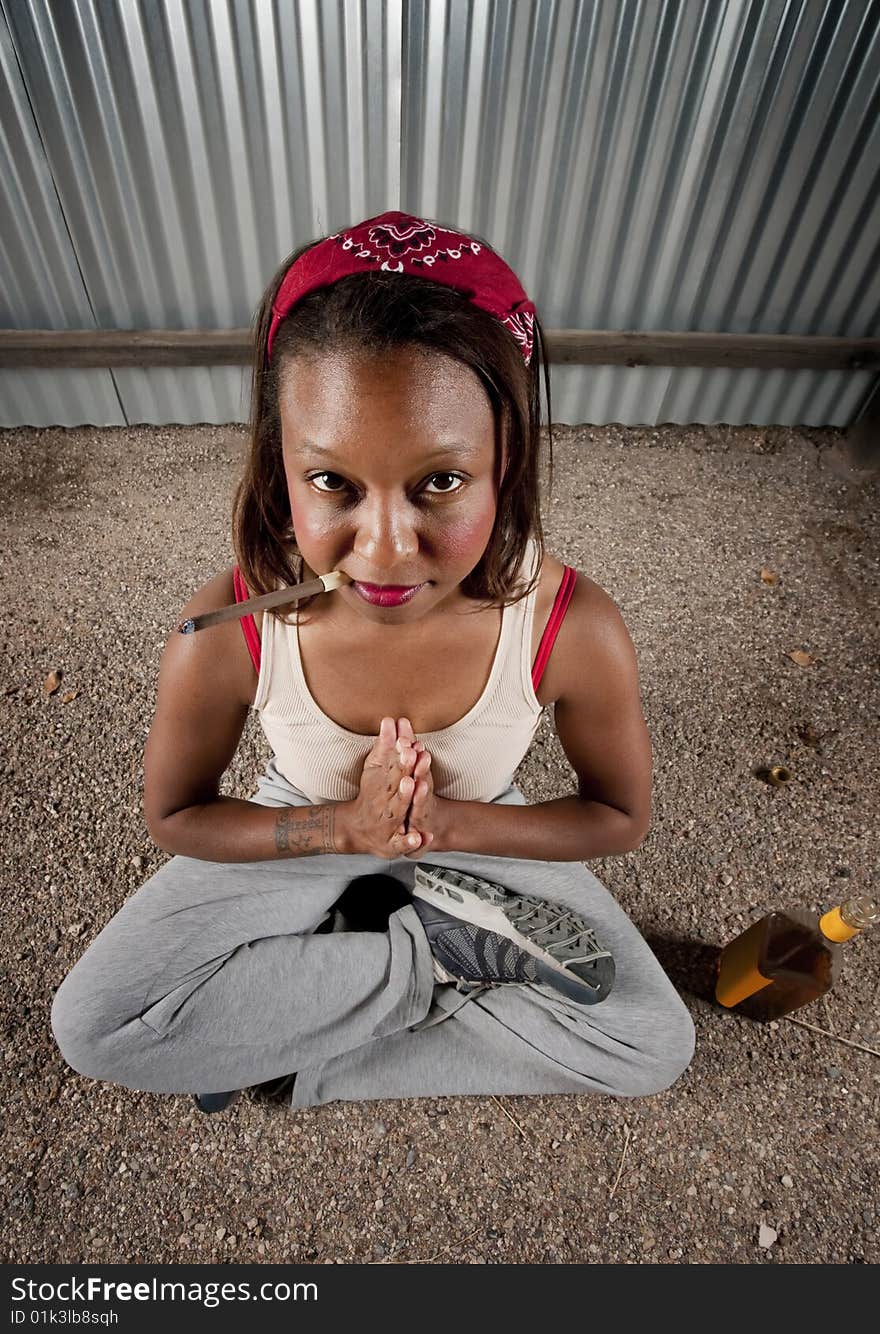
[353,497,419,567]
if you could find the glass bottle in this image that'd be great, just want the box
[715,895,879,1020]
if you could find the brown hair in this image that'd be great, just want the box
[232,224,554,623]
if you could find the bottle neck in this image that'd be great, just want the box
[819,896,879,943]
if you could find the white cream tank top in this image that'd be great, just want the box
[245,539,575,805]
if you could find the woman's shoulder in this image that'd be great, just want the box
[534,547,604,619]
[533,548,618,703]
[175,566,263,708]
[538,545,610,606]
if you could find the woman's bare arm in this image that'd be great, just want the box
[143,570,346,861]
[550,573,653,834]
[398,574,652,861]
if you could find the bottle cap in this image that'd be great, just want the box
[819,907,859,942]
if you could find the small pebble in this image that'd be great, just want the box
[215,1226,226,1241]
[758,1223,778,1248]
[781,1175,794,1188]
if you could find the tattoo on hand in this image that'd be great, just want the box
[274,806,336,856]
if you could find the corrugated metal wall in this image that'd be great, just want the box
[1,0,878,429]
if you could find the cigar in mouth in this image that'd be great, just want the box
[177,570,351,634]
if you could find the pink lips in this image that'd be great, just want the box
[352,582,425,607]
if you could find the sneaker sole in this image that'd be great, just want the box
[412,864,614,1005]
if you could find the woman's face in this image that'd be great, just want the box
[278,345,503,624]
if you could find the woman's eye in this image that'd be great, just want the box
[308,472,349,493]
[308,471,466,497]
[423,472,466,494]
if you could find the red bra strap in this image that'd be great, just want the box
[233,566,261,675]
[233,563,573,691]
[532,566,576,693]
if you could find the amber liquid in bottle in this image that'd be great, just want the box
[715,897,877,1021]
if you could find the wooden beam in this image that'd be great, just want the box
[543,330,879,371]
[0,329,252,368]
[0,327,877,371]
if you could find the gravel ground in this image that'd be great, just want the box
[1,420,878,1266]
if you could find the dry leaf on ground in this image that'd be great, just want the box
[43,669,63,695]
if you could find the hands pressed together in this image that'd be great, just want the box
[342,716,447,860]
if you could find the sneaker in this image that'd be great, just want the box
[411,863,614,1005]
[192,1090,239,1114]
[331,874,412,932]
[246,1073,297,1106]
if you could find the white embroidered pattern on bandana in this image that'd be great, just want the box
[505,310,535,361]
[331,216,534,364]
[335,217,478,264]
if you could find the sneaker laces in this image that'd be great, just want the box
[411,980,494,1030]
[497,894,605,961]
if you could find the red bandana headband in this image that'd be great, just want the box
[267,210,536,366]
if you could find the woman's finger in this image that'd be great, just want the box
[403,829,429,858]
[386,776,413,822]
[367,716,397,770]
[395,736,418,763]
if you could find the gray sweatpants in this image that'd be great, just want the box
[51,758,694,1107]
